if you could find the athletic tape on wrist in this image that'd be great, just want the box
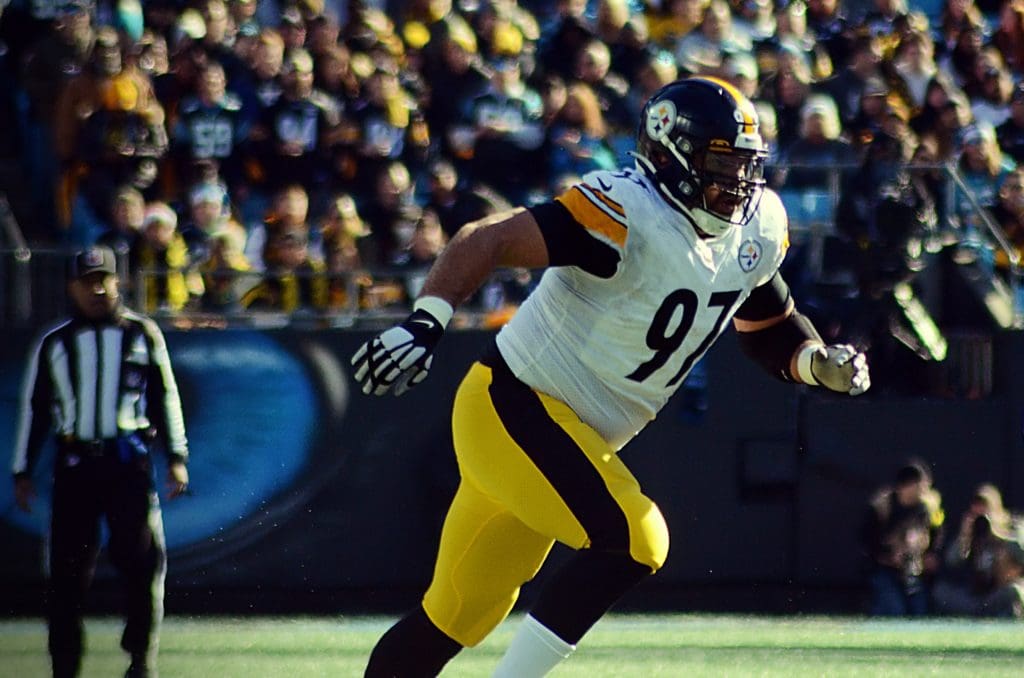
[795,343,824,386]
[413,296,454,329]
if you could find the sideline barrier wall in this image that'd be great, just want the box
[1,328,1021,614]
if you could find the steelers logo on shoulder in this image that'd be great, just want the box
[647,100,677,139]
[738,239,763,272]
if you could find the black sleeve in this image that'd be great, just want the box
[734,272,792,322]
[734,273,823,382]
[527,201,621,278]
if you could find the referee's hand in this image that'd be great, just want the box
[166,461,189,500]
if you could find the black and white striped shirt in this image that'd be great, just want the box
[12,309,189,477]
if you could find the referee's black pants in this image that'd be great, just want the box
[47,446,166,678]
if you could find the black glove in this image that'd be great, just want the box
[352,308,446,396]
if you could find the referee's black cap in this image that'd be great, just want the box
[68,246,117,280]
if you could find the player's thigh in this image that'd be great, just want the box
[453,361,668,569]
[424,479,554,647]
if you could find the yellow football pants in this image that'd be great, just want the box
[422,359,669,647]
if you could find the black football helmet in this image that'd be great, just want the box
[633,76,767,237]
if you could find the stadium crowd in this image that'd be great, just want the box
[2,0,1024,322]
[861,460,1024,618]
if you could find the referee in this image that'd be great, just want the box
[11,245,190,678]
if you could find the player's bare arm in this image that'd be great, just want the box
[418,207,550,309]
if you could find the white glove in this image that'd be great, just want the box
[351,297,453,396]
[799,343,871,396]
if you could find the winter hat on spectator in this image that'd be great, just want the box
[177,8,207,41]
[58,0,94,15]
[144,203,179,229]
[103,74,140,111]
[115,0,145,42]
[960,122,996,147]
[282,47,314,74]
[190,182,228,208]
[727,52,759,82]
[281,4,304,28]
[862,75,889,97]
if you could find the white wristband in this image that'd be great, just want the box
[413,296,455,329]
[795,343,824,385]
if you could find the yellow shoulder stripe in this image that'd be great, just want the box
[580,182,626,217]
[556,186,628,248]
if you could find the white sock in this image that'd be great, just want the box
[492,614,576,678]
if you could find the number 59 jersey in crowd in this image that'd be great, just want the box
[496,167,789,450]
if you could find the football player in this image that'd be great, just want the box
[353,77,870,677]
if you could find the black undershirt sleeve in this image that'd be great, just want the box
[528,201,621,278]
[734,272,823,382]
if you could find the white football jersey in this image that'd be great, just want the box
[496,167,789,450]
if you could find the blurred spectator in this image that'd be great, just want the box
[315,42,361,109]
[72,71,168,244]
[19,0,96,232]
[932,483,1024,617]
[911,74,972,161]
[321,192,370,269]
[952,122,1016,227]
[626,50,679,122]
[449,54,545,204]
[169,60,250,195]
[197,222,252,313]
[248,46,341,197]
[774,94,857,229]
[179,179,246,265]
[136,201,202,313]
[572,38,631,132]
[673,0,753,75]
[991,0,1024,72]
[348,62,430,192]
[546,82,617,181]
[988,168,1024,273]
[722,51,761,101]
[96,185,146,276]
[237,28,285,115]
[934,0,988,64]
[645,0,707,50]
[860,460,946,616]
[391,205,448,299]
[279,4,308,51]
[818,33,886,127]
[419,20,490,159]
[604,5,650,83]
[245,183,317,269]
[941,22,986,88]
[358,159,417,266]
[761,53,815,149]
[239,228,330,313]
[198,0,246,82]
[844,76,909,150]
[805,0,853,68]
[996,81,1024,163]
[536,0,596,80]
[423,157,511,239]
[892,29,939,108]
[964,47,1013,127]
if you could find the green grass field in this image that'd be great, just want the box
[1,614,1022,677]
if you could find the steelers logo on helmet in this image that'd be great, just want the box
[632,77,767,238]
[646,99,677,140]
